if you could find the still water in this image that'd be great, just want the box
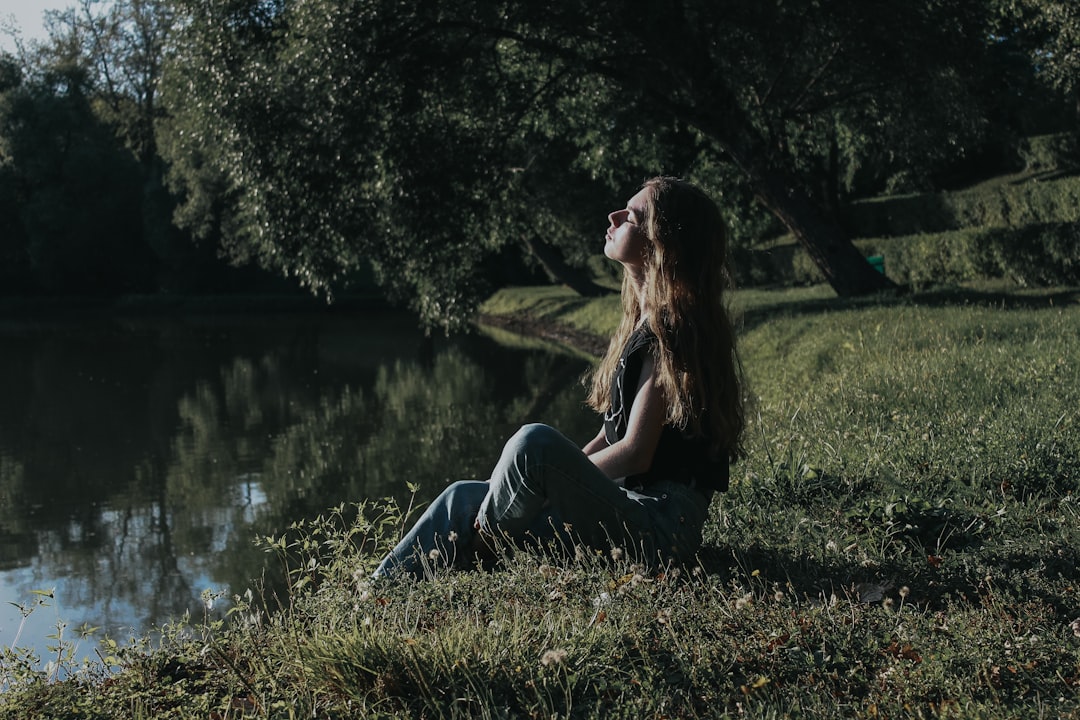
[0,307,596,664]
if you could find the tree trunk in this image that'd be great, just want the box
[742,156,897,296]
[522,235,610,297]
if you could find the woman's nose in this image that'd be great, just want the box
[607,209,622,226]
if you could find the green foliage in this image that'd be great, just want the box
[0,0,246,297]
[997,0,1080,98]
[854,223,1080,289]
[160,0,558,331]
[1017,133,1079,172]
[157,0,1043,320]
[844,173,1080,239]
[2,0,1073,313]
[0,59,155,294]
[744,171,1080,289]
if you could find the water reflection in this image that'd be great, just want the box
[0,310,595,660]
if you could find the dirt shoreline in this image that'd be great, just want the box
[477,312,608,358]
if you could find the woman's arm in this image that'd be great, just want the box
[585,355,665,480]
[581,427,608,455]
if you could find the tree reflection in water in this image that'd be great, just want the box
[0,311,594,657]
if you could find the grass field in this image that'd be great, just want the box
[3,283,1079,718]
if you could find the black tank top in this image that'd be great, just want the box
[602,326,729,493]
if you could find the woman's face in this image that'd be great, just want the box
[604,187,651,269]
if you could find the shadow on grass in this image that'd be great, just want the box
[695,534,1080,620]
[738,285,1080,335]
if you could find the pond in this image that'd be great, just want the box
[0,307,597,667]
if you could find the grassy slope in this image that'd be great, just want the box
[5,281,1078,719]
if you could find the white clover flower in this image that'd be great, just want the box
[1071,618,1080,638]
[610,547,624,561]
[428,548,441,561]
[447,531,458,543]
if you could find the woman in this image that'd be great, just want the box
[373,176,745,579]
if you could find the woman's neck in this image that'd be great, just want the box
[624,268,647,318]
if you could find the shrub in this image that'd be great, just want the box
[1017,132,1079,172]
[843,174,1080,238]
[855,222,1080,289]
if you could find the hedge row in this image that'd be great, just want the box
[741,222,1080,289]
[858,222,1080,288]
[1017,133,1079,173]
[843,172,1080,238]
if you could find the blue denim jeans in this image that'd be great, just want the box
[372,423,711,579]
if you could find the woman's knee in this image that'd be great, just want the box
[433,480,489,516]
[503,423,565,460]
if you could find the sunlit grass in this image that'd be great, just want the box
[3,283,1080,718]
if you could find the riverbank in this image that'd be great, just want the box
[3,281,1080,718]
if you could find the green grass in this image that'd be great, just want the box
[481,285,624,340]
[4,283,1080,719]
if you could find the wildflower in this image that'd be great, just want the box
[774,591,785,603]
[735,594,752,610]
[656,608,671,625]
[428,548,441,561]
[826,540,838,553]
[883,597,895,610]
[1071,618,1080,638]
[610,547,624,561]
[541,648,567,667]
[899,586,911,599]
[447,531,458,543]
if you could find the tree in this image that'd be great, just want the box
[487,0,1008,293]
[0,0,246,295]
[160,0,1007,329]
[0,55,154,293]
[161,0,604,330]
[38,0,215,290]
[994,0,1080,126]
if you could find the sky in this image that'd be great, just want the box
[0,1,73,54]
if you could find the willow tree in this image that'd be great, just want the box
[160,0,1003,329]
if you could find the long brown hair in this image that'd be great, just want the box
[587,176,745,460]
